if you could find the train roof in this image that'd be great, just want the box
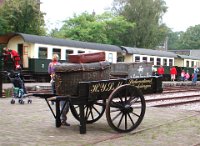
[177,54,200,60]
[0,32,123,52]
[121,46,177,58]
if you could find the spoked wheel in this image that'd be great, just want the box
[106,84,146,133]
[70,99,106,124]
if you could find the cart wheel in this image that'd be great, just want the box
[11,99,15,104]
[70,99,106,124]
[106,84,146,133]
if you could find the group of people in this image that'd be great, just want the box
[1,48,69,126]
[2,47,200,127]
[2,49,70,127]
[180,70,190,81]
[157,65,177,81]
[157,65,199,83]
[180,66,199,83]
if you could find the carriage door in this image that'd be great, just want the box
[17,44,23,68]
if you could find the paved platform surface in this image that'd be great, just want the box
[2,82,51,89]
[1,97,200,146]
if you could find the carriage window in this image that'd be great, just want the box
[78,50,85,54]
[163,59,167,66]
[66,49,73,55]
[135,56,140,62]
[66,49,73,61]
[150,57,154,63]
[53,48,61,59]
[142,57,147,62]
[186,61,189,67]
[169,59,173,66]
[191,61,194,67]
[156,58,161,65]
[108,53,113,63]
[39,47,47,59]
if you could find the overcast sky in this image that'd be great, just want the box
[40,0,200,32]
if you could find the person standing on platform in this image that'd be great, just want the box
[157,65,164,77]
[48,54,61,94]
[181,70,185,81]
[170,66,177,81]
[48,54,70,126]
[185,71,190,81]
[192,65,199,84]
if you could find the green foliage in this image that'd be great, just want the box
[112,0,168,48]
[50,12,135,46]
[168,25,200,50]
[0,16,10,34]
[167,31,183,50]
[178,25,200,49]
[0,0,46,35]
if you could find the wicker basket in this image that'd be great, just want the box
[54,61,110,96]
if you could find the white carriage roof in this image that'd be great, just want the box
[121,46,177,58]
[0,32,123,53]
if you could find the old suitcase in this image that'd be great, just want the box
[54,61,110,96]
[68,52,105,63]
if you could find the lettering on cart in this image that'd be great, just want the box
[90,81,124,93]
[128,78,153,90]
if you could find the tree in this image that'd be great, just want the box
[167,31,183,50]
[0,0,46,35]
[0,16,10,35]
[51,12,135,46]
[178,25,200,50]
[112,0,168,48]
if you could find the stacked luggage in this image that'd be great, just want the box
[54,52,110,96]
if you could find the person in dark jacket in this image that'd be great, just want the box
[192,65,199,84]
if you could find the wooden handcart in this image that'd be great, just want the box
[33,61,162,134]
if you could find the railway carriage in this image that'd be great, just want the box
[121,46,177,67]
[1,32,200,82]
[121,46,200,81]
[0,33,124,81]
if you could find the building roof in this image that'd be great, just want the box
[0,32,123,52]
[121,46,177,58]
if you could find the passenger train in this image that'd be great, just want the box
[0,32,199,82]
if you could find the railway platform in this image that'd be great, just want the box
[163,80,200,87]
[0,97,200,146]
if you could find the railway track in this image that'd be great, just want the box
[28,86,200,109]
[146,86,200,109]
[163,86,200,93]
